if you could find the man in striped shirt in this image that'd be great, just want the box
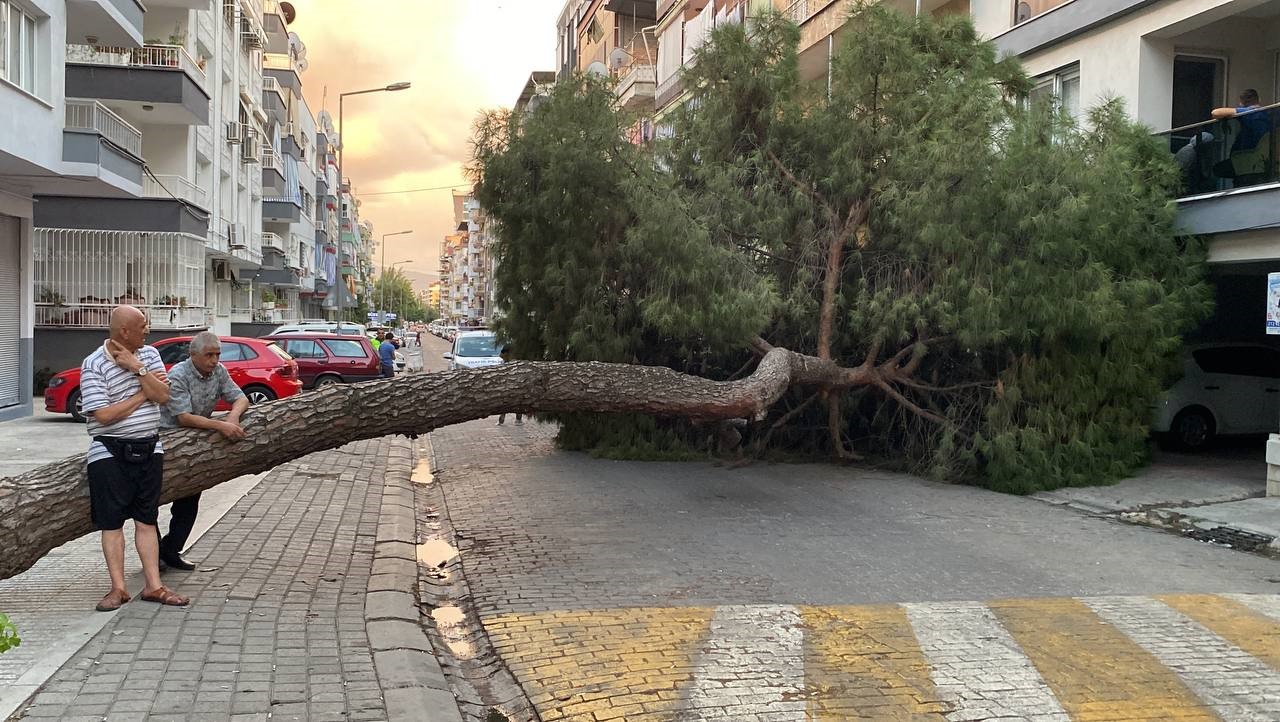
[81,305,190,611]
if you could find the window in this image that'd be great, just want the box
[0,1,40,96]
[266,342,292,362]
[221,342,257,362]
[1028,65,1081,123]
[320,338,367,358]
[1193,347,1280,378]
[282,338,324,359]
[455,334,500,358]
[158,341,191,365]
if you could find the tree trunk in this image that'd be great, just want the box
[4,348,889,581]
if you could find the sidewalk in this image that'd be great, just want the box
[4,437,461,722]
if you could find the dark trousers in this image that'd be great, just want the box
[381,364,394,378]
[160,492,201,555]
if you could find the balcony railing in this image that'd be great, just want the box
[261,142,280,170]
[264,52,300,75]
[783,0,838,24]
[64,99,142,158]
[66,44,208,89]
[260,232,285,252]
[1156,103,1280,197]
[33,229,207,330]
[143,174,209,209]
[263,75,284,99]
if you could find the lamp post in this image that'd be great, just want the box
[380,231,413,324]
[334,81,411,331]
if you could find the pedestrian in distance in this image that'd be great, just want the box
[80,305,189,611]
[379,332,397,378]
[158,331,250,571]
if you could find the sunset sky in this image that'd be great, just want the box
[288,0,564,290]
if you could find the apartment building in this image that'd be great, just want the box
[437,190,494,324]
[0,0,149,419]
[313,109,340,315]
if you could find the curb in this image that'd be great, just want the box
[368,437,464,722]
[1118,508,1280,559]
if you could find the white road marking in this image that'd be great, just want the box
[1084,596,1280,722]
[685,604,807,721]
[1222,593,1280,624]
[903,601,1070,722]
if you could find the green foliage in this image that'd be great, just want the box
[470,2,1209,492]
[0,613,19,654]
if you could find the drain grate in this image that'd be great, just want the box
[1186,526,1275,552]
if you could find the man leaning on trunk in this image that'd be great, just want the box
[158,331,250,571]
[81,305,189,612]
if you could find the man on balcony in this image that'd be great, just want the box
[158,332,249,572]
[81,306,189,611]
[1212,89,1271,187]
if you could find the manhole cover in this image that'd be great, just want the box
[1186,526,1275,552]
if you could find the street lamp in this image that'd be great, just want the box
[334,81,411,331]
[380,231,413,322]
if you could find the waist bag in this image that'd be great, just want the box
[94,435,158,464]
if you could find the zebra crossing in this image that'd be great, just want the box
[482,593,1280,721]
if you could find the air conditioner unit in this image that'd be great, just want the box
[228,225,246,249]
[226,120,242,144]
[241,137,261,163]
[213,259,233,282]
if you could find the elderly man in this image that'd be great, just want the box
[158,331,249,571]
[81,305,188,611]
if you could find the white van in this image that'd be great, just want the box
[443,330,503,370]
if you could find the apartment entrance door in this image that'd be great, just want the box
[1172,55,1226,128]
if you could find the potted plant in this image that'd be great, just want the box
[36,286,64,306]
[260,290,277,309]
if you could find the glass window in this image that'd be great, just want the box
[321,338,367,358]
[455,334,500,358]
[1027,65,1082,125]
[283,339,323,359]
[158,341,191,365]
[220,343,256,362]
[1193,347,1280,378]
[1,1,38,95]
[265,342,293,361]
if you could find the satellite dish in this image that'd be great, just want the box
[279,0,296,23]
[608,47,627,70]
[586,61,609,77]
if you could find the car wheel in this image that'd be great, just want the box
[315,375,342,388]
[1168,407,1215,451]
[68,388,86,423]
[244,385,277,404]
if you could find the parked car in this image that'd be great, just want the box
[443,330,503,370]
[1153,343,1280,450]
[263,332,385,388]
[270,321,366,336]
[44,336,302,423]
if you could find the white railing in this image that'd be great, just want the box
[143,174,209,209]
[64,99,142,158]
[261,142,280,170]
[65,44,208,88]
[207,226,229,254]
[263,75,283,99]
[33,229,207,330]
[783,0,838,24]
[260,231,285,252]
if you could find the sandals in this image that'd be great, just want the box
[95,589,131,612]
[140,586,190,607]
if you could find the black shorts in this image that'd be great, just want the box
[88,454,164,530]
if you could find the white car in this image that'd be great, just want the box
[443,330,503,370]
[1153,343,1280,450]
[271,321,366,336]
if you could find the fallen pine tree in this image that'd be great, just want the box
[1,343,918,581]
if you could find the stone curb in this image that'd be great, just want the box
[368,437,464,722]
[1118,508,1280,560]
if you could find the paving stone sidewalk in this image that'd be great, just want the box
[8,436,460,722]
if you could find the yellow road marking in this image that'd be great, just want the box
[989,597,1219,722]
[800,605,947,720]
[482,608,713,721]
[1161,594,1280,672]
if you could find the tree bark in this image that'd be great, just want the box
[3,347,893,581]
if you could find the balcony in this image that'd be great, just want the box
[62,99,144,194]
[65,44,211,126]
[260,232,286,253]
[142,174,209,210]
[1156,105,1280,240]
[33,228,207,330]
[262,142,286,194]
[263,52,302,93]
[65,0,144,48]
[262,76,288,123]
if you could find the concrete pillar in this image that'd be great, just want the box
[1266,434,1280,497]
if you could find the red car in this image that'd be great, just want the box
[44,335,302,422]
[263,333,382,388]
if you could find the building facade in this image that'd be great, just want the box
[437,190,494,325]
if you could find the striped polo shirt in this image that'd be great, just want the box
[81,344,166,465]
